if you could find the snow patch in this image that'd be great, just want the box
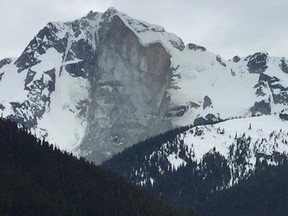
[35,69,90,152]
[167,152,187,170]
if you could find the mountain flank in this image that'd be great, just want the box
[0,118,193,216]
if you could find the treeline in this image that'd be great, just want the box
[103,121,288,216]
[0,118,194,216]
[102,125,191,179]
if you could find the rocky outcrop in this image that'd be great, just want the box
[80,14,173,163]
[1,8,288,165]
[186,43,206,51]
[167,105,188,117]
[203,96,212,109]
[280,109,288,121]
[193,113,220,125]
[15,23,68,73]
[255,74,288,105]
[247,52,268,74]
[279,58,288,74]
[232,56,240,63]
[250,100,271,115]
[0,58,12,70]
[216,55,226,67]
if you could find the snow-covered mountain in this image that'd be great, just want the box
[1,8,288,164]
[103,115,288,188]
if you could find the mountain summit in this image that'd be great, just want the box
[0,8,288,164]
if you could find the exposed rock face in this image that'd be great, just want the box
[250,100,271,115]
[0,58,12,70]
[279,59,288,74]
[193,113,220,125]
[15,23,68,73]
[167,105,188,118]
[254,74,288,106]
[1,8,288,164]
[203,96,212,109]
[216,55,226,67]
[190,102,200,109]
[0,59,12,82]
[65,38,95,78]
[280,109,288,121]
[186,43,206,51]
[0,8,179,164]
[247,52,268,74]
[80,15,172,163]
[232,56,240,63]
[0,73,4,82]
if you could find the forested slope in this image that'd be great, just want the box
[0,118,193,216]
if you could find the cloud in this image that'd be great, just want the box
[0,0,288,60]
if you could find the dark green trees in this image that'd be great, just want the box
[0,118,193,216]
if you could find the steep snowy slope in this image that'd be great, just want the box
[170,51,288,126]
[103,114,288,189]
[0,8,288,163]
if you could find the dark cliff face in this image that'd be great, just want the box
[2,8,288,166]
[97,15,171,81]
[80,15,173,163]
[247,52,268,74]
[0,58,12,70]
[4,22,68,128]
[0,58,12,82]
[15,23,68,73]
[65,38,96,78]
[0,10,174,164]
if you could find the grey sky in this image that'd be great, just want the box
[1,0,288,60]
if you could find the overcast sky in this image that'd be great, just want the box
[1,0,288,60]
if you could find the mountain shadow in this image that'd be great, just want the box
[103,125,288,216]
[0,118,194,216]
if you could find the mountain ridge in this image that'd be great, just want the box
[0,8,288,164]
[0,118,193,215]
[102,114,288,214]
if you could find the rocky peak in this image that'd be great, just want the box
[0,58,12,70]
[1,8,288,164]
[280,109,288,120]
[79,12,173,163]
[279,58,288,74]
[247,52,269,74]
[15,22,68,73]
[101,7,120,23]
[186,43,206,51]
[85,10,100,20]
[232,55,241,63]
